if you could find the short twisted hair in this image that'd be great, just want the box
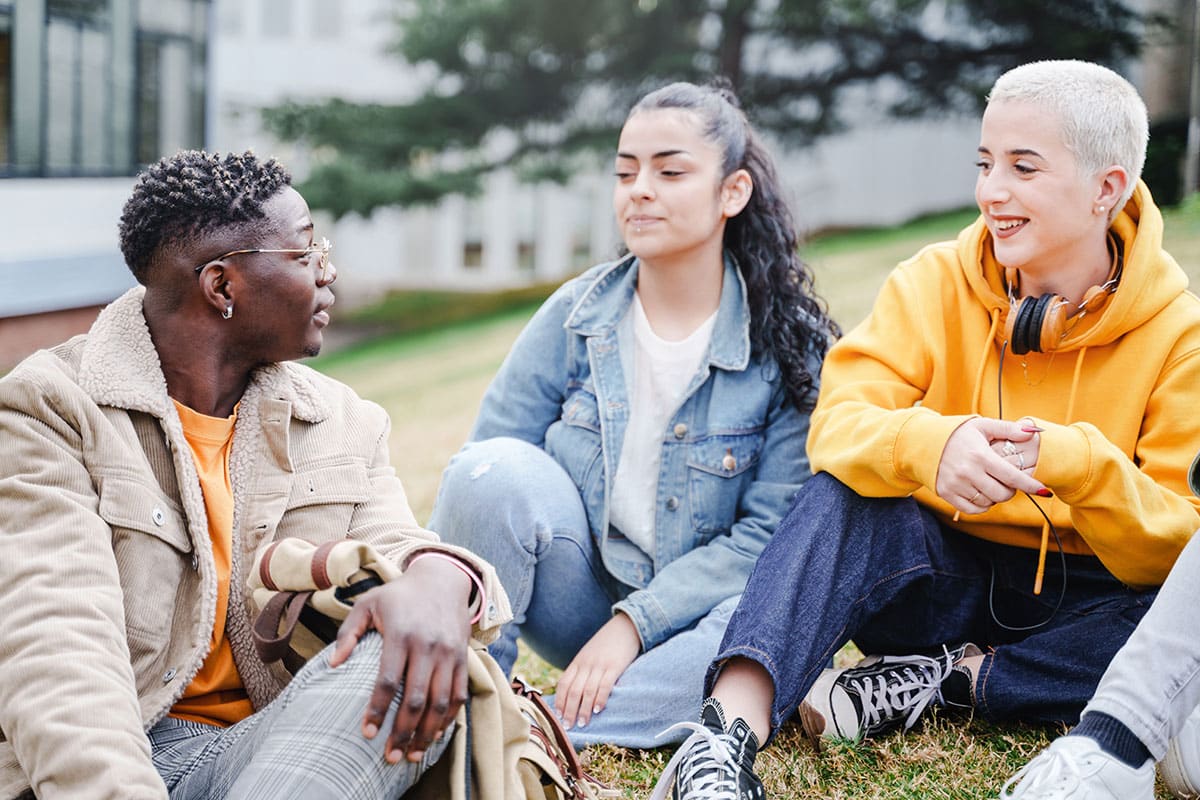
[118,150,292,283]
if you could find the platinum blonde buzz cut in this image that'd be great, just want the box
[988,60,1148,211]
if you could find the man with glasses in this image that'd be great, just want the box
[0,150,509,799]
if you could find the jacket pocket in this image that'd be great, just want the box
[99,478,192,676]
[545,385,604,512]
[687,432,763,534]
[276,462,371,543]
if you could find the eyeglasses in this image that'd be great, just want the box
[194,237,335,283]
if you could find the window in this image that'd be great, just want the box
[309,0,341,38]
[0,7,10,169]
[261,0,292,39]
[0,0,209,178]
[44,8,112,174]
[136,0,208,168]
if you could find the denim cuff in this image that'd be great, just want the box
[613,592,671,650]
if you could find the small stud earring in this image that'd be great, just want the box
[1097,205,1106,215]
[222,304,234,320]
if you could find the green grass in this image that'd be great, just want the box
[315,199,1200,799]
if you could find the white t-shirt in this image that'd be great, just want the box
[609,294,716,557]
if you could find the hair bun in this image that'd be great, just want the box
[707,76,742,109]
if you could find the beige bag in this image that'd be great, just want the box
[248,538,617,800]
[248,538,402,672]
[512,678,620,800]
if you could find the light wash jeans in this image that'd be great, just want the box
[149,633,452,799]
[429,436,738,749]
[1083,527,1200,759]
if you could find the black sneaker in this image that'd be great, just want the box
[798,643,980,745]
[648,697,767,800]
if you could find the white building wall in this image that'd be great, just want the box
[203,0,985,305]
[783,116,981,233]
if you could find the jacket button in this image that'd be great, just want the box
[162,668,177,683]
[666,496,679,511]
[191,554,199,571]
[722,453,737,471]
[673,423,687,439]
[152,508,166,526]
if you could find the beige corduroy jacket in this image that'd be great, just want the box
[0,288,512,799]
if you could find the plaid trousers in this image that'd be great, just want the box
[149,633,454,799]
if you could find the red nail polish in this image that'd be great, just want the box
[1022,426,1045,434]
[1035,488,1053,498]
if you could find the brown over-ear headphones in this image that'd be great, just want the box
[1002,234,1123,356]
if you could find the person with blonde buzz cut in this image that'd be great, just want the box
[653,59,1200,800]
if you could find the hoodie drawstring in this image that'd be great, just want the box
[973,309,1001,417]
[1032,347,1087,595]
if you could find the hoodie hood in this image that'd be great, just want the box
[959,180,1188,353]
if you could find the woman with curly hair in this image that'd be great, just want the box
[429,80,838,748]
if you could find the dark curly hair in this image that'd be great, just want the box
[629,82,841,411]
[118,150,292,283]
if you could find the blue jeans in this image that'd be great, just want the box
[708,472,1157,740]
[148,633,452,799]
[429,437,737,749]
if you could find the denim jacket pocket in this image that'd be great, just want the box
[687,431,764,534]
[546,384,605,509]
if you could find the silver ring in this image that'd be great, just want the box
[1016,451,1026,470]
[1002,441,1019,457]
[969,489,982,504]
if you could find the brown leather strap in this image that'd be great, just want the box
[512,679,586,784]
[258,541,283,592]
[251,590,313,664]
[310,540,339,590]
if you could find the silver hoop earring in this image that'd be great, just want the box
[222,304,233,320]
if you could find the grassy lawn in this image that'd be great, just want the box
[315,198,1200,799]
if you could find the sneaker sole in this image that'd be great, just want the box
[1161,738,1200,799]
[797,701,826,753]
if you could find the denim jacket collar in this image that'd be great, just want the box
[562,253,752,371]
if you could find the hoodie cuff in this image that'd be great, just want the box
[894,411,980,491]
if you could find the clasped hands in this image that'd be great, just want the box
[936,416,1051,515]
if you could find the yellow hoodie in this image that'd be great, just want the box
[809,182,1200,588]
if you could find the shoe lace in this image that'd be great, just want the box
[648,721,745,800]
[848,649,955,735]
[1000,744,1082,798]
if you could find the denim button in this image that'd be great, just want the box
[666,496,679,511]
[162,668,177,683]
[722,453,737,471]
[151,508,166,526]
[673,423,687,439]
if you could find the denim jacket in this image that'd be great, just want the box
[470,255,813,649]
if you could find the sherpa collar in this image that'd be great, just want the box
[77,287,331,423]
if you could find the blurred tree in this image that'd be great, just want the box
[264,0,1158,217]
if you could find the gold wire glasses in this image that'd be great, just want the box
[194,237,335,283]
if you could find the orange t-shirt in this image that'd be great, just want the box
[168,400,253,727]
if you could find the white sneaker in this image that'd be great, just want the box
[1161,703,1200,798]
[999,736,1154,799]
